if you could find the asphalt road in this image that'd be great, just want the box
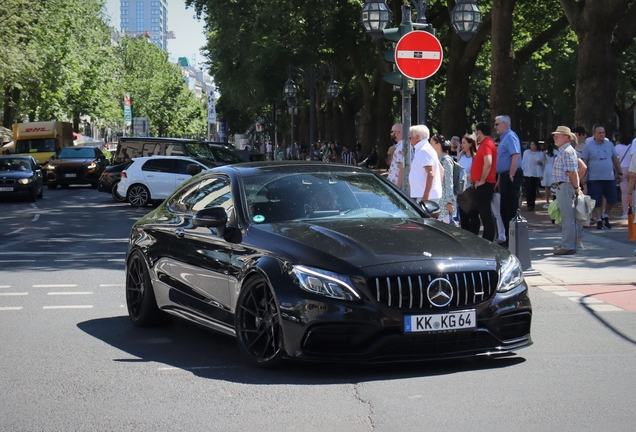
[1,187,635,431]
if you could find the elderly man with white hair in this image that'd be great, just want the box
[408,124,442,203]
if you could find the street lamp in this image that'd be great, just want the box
[360,0,392,41]
[283,78,298,99]
[451,0,483,42]
[327,79,340,99]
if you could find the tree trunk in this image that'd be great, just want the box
[574,31,619,136]
[3,86,21,127]
[490,0,518,125]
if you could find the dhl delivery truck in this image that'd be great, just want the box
[12,121,74,165]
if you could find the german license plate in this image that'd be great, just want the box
[64,173,77,178]
[0,187,13,192]
[404,310,476,333]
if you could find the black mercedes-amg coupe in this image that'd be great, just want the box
[125,162,532,366]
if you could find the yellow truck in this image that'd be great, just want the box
[12,121,74,165]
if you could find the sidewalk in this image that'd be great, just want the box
[519,196,636,286]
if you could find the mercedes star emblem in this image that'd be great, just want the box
[427,277,453,307]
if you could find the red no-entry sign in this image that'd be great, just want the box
[395,31,443,80]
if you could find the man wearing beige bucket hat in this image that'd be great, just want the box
[551,126,583,255]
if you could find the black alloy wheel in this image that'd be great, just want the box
[125,250,167,326]
[127,184,150,207]
[111,181,126,202]
[236,277,284,366]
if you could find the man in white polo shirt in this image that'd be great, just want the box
[409,124,442,203]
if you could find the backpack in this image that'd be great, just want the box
[450,156,466,195]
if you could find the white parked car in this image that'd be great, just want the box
[117,156,209,207]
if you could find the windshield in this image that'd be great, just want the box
[184,142,215,160]
[210,146,243,163]
[16,138,57,153]
[243,171,422,224]
[0,158,32,172]
[58,147,95,158]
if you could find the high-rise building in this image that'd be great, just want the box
[120,0,170,51]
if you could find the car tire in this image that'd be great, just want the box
[111,182,126,202]
[47,184,57,190]
[127,184,150,207]
[235,276,285,367]
[125,250,170,327]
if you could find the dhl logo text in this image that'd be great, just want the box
[24,128,48,132]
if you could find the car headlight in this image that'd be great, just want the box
[87,162,97,169]
[18,178,32,185]
[292,265,360,301]
[497,254,524,292]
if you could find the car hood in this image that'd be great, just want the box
[49,158,94,166]
[247,218,507,269]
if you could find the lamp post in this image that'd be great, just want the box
[286,65,340,152]
[451,0,483,42]
[284,76,298,153]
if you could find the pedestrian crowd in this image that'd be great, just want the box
[385,117,636,256]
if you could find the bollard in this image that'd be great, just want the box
[508,210,540,276]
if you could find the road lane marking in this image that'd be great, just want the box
[33,284,77,288]
[553,291,583,297]
[0,286,10,289]
[157,366,239,371]
[0,252,126,256]
[569,297,603,304]
[0,307,23,311]
[6,228,25,235]
[32,214,39,222]
[100,284,124,287]
[43,305,93,309]
[0,260,36,263]
[0,293,28,296]
[47,292,93,295]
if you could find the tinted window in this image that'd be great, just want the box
[16,138,57,153]
[165,144,185,156]
[243,171,421,223]
[142,159,175,173]
[210,146,243,163]
[0,158,32,172]
[117,140,142,161]
[176,159,203,174]
[142,143,162,157]
[183,142,215,160]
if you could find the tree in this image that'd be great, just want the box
[559,0,636,136]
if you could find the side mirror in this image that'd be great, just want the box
[193,207,227,228]
[186,163,203,176]
[420,200,441,218]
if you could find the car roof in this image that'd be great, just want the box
[130,155,202,162]
[61,145,100,149]
[0,155,33,160]
[210,161,370,177]
[119,137,202,144]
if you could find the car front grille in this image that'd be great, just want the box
[371,270,498,310]
[0,179,16,185]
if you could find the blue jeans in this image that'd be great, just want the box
[555,183,582,250]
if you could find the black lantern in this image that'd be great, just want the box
[360,0,392,41]
[451,0,482,42]
[326,79,340,99]
[283,78,298,99]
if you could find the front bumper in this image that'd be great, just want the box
[276,281,532,363]
[47,168,100,185]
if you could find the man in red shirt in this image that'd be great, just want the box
[461,121,498,241]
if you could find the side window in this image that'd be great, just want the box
[142,143,161,157]
[142,159,174,173]
[191,177,235,223]
[165,144,185,156]
[120,141,142,160]
[176,159,203,175]
[168,177,234,222]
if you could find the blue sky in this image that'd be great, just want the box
[103,0,208,67]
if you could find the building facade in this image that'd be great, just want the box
[120,0,169,51]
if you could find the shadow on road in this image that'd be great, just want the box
[77,316,526,385]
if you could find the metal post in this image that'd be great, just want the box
[417,79,426,126]
[400,6,413,197]
[309,66,316,150]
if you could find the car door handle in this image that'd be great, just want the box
[174,228,185,238]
